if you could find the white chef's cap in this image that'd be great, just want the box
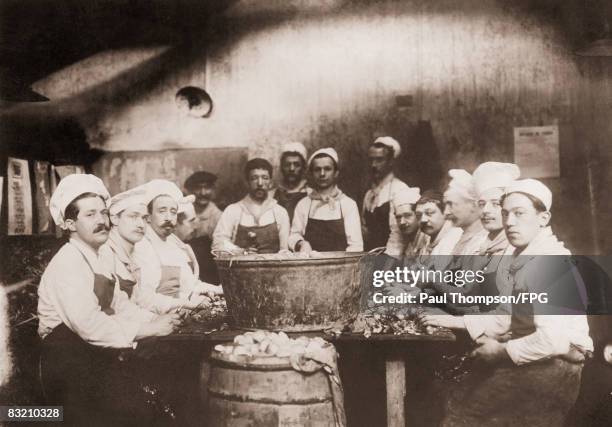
[445,169,477,200]
[281,142,307,163]
[392,187,421,211]
[372,136,401,158]
[308,147,339,167]
[178,198,196,217]
[504,179,552,211]
[143,179,193,206]
[50,174,110,229]
[109,186,148,216]
[472,162,520,197]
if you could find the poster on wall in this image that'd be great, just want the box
[514,125,560,178]
[0,177,3,218]
[50,166,63,238]
[55,165,85,179]
[7,157,33,235]
[34,161,54,234]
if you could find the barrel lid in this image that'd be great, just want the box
[211,349,294,370]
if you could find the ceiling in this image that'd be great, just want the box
[0,0,609,98]
[0,0,235,90]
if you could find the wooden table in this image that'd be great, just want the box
[164,321,456,427]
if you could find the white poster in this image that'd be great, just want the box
[514,125,560,178]
[7,157,33,235]
[0,177,3,218]
[55,165,85,180]
[34,161,53,234]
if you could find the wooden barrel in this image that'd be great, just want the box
[207,351,337,426]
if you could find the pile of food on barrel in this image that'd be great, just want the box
[36,137,599,426]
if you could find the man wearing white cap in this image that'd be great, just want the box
[98,186,149,299]
[273,142,310,222]
[289,148,363,252]
[443,169,488,255]
[175,198,198,242]
[362,136,415,254]
[38,174,181,425]
[419,178,593,426]
[392,187,429,258]
[472,162,520,256]
[467,162,521,307]
[133,179,220,314]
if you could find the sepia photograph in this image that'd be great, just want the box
[0,1,611,426]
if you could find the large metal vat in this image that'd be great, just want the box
[214,252,363,331]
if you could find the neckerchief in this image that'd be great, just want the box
[364,173,394,213]
[276,179,309,194]
[309,186,343,213]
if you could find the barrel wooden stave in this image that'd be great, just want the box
[207,356,336,427]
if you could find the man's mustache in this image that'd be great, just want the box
[161,221,174,228]
[94,224,110,233]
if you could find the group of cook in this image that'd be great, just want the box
[35,136,596,426]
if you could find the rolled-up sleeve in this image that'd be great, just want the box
[343,198,363,252]
[212,205,243,253]
[132,242,185,314]
[505,315,592,365]
[464,314,512,341]
[275,205,290,251]
[47,263,139,348]
[289,198,309,251]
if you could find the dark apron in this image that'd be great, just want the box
[41,324,159,427]
[77,249,116,315]
[304,199,348,252]
[234,210,280,253]
[363,201,391,251]
[116,275,136,298]
[157,265,182,297]
[274,188,307,222]
[190,235,219,284]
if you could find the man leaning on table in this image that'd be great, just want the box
[419,178,593,427]
[132,179,220,315]
[37,174,180,427]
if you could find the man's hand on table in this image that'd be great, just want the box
[470,336,510,363]
[604,343,612,365]
[417,311,466,330]
[136,313,181,339]
[297,240,313,253]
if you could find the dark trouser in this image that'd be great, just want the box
[441,358,583,427]
[40,324,157,427]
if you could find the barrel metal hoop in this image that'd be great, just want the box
[208,390,332,405]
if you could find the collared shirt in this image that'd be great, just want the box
[451,221,488,256]
[133,226,203,314]
[193,202,222,240]
[478,229,510,256]
[289,187,363,252]
[38,238,154,348]
[421,221,463,257]
[463,227,593,365]
[362,174,411,257]
[99,228,140,285]
[401,230,430,258]
[212,195,290,253]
